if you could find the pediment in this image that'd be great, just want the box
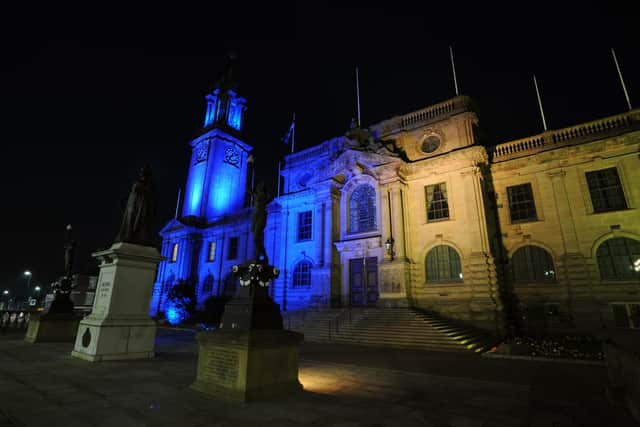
[159,218,187,236]
[321,148,400,182]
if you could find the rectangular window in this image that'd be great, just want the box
[586,167,627,213]
[207,241,216,262]
[297,211,312,241]
[425,183,449,221]
[227,237,238,260]
[171,243,179,262]
[507,183,537,223]
[611,303,640,329]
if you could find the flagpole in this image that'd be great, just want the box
[533,74,548,131]
[356,67,361,127]
[174,188,181,219]
[291,113,295,154]
[611,48,632,111]
[449,45,459,96]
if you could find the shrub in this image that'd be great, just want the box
[165,279,197,325]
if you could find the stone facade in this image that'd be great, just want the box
[151,76,640,337]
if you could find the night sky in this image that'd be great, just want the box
[0,4,637,298]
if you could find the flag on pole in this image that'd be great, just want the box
[281,114,296,153]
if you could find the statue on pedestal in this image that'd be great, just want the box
[63,224,76,279]
[43,225,76,315]
[114,166,156,247]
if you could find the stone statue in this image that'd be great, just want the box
[114,166,156,246]
[345,118,378,152]
[64,237,76,278]
[251,182,269,263]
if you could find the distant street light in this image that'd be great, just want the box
[2,290,8,295]
[22,271,33,310]
[34,286,41,292]
[24,270,33,288]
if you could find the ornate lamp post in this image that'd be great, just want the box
[385,237,395,261]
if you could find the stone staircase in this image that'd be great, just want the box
[285,307,498,353]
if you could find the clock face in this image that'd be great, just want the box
[421,135,441,153]
[194,140,209,164]
[224,146,240,168]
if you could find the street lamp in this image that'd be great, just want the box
[23,271,33,309]
[34,286,41,292]
[24,270,32,287]
[385,237,395,261]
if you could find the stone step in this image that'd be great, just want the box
[330,337,470,352]
[293,307,496,354]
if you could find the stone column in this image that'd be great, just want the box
[461,166,503,335]
[547,170,585,329]
[316,201,325,266]
[390,186,406,260]
[547,171,580,254]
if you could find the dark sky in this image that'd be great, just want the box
[0,4,637,297]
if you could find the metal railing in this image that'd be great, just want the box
[283,307,357,342]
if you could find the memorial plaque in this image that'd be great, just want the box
[203,348,239,387]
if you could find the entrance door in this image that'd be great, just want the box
[349,257,378,306]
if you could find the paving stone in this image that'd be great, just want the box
[0,329,637,427]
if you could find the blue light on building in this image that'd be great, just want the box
[228,100,242,130]
[183,162,206,217]
[207,170,234,218]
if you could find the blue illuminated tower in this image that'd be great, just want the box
[150,61,255,318]
[182,63,251,220]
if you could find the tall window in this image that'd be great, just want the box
[586,167,627,213]
[507,183,537,223]
[425,245,462,282]
[511,245,555,283]
[349,184,376,233]
[597,237,640,281]
[207,241,216,262]
[227,237,238,260]
[292,260,312,287]
[297,211,312,241]
[171,243,179,262]
[425,183,449,221]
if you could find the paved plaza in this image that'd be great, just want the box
[0,328,636,427]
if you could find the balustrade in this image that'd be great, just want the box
[491,110,639,161]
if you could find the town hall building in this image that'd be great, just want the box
[149,69,640,336]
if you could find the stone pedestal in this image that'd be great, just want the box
[191,329,303,402]
[25,312,81,343]
[71,242,162,362]
[191,261,304,402]
[25,284,80,343]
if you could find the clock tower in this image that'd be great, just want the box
[182,60,251,221]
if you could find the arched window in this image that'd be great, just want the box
[349,184,377,233]
[425,245,462,282]
[597,237,640,281]
[292,261,312,288]
[511,246,555,283]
